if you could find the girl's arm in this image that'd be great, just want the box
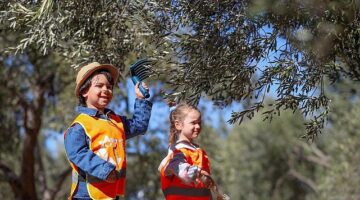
[164,151,201,183]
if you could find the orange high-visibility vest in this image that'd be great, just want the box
[159,142,211,200]
[65,113,126,200]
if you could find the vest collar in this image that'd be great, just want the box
[76,106,114,117]
[170,140,199,152]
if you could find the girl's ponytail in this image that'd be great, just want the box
[169,112,178,146]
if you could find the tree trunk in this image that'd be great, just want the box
[20,84,45,200]
[20,132,38,200]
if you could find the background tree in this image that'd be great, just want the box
[308,79,360,199]
[0,48,73,199]
[221,107,330,200]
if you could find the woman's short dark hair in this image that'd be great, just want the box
[78,69,114,106]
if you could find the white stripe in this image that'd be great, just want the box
[174,142,198,151]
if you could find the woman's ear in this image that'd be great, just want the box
[174,120,182,131]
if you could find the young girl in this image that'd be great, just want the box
[64,62,152,200]
[158,103,215,200]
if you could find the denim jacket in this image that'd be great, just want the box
[64,98,152,199]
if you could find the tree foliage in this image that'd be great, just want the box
[146,0,360,140]
[0,0,353,140]
[4,0,360,139]
[1,0,164,69]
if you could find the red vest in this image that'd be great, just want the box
[159,142,211,200]
[65,113,126,200]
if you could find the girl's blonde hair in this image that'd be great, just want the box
[168,103,201,146]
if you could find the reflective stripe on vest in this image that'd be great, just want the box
[65,113,126,200]
[78,169,126,183]
[163,186,211,197]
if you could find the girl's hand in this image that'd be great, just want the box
[135,82,149,99]
[198,169,215,188]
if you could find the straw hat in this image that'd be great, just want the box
[75,62,119,97]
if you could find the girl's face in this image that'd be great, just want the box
[176,109,202,143]
[82,74,113,113]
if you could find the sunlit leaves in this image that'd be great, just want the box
[3,0,360,139]
[148,0,360,139]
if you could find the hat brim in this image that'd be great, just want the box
[75,64,119,97]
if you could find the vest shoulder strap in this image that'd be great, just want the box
[171,141,199,152]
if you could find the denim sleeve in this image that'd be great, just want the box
[64,124,115,180]
[122,98,152,140]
